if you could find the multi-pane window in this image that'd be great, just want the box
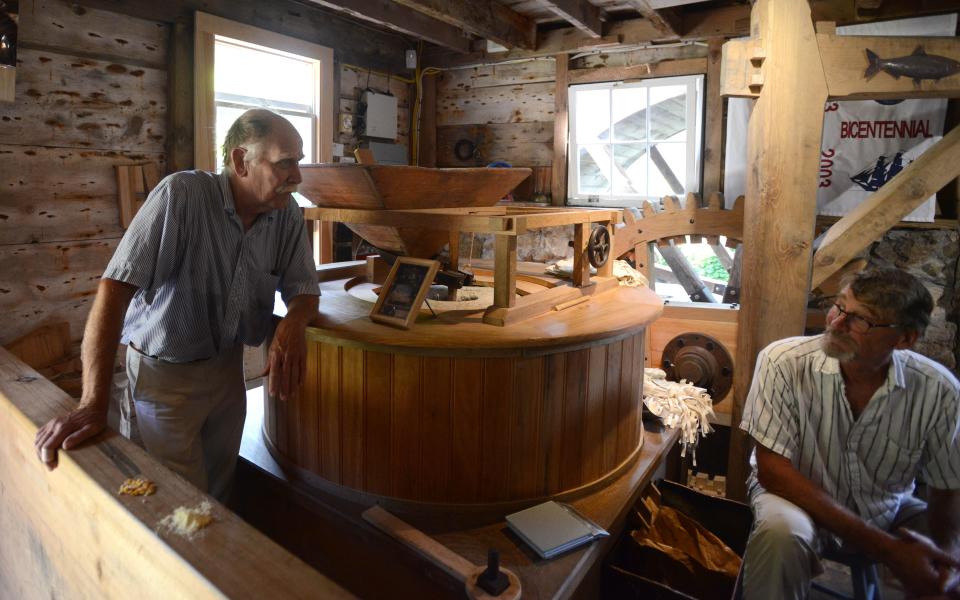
[213,38,320,166]
[567,75,704,207]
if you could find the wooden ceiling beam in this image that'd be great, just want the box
[306,0,471,53]
[423,7,753,69]
[723,32,960,100]
[819,34,960,100]
[70,0,418,70]
[540,0,604,39]
[810,0,960,23]
[622,0,683,39]
[389,0,536,50]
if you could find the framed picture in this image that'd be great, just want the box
[370,257,440,329]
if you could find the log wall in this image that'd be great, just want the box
[336,65,412,160]
[0,0,169,346]
[433,45,708,202]
[0,0,411,348]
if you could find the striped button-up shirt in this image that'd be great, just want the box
[103,170,319,363]
[741,335,960,530]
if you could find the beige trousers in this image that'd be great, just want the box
[124,345,246,502]
[742,490,928,600]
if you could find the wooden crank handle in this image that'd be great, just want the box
[362,505,522,599]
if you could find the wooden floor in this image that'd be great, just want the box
[811,561,905,600]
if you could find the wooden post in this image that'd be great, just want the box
[572,223,590,287]
[193,14,216,171]
[552,54,569,207]
[726,0,829,500]
[702,38,724,198]
[447,231,460,301]
[168,16,195,172]
[636,243,654,290]
[494,234,517,308]
[419,73,437,167]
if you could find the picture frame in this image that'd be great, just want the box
[369,257,440,329]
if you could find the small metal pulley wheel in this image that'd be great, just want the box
[587,226,611,268]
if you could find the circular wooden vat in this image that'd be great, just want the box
[263,278,662,509]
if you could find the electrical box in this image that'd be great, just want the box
[359,141,408,166]
[361,91,397,140]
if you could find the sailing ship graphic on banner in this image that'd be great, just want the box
[818,99,944,222]
[849,151,907,193]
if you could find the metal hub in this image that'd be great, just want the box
[660,333,734,404]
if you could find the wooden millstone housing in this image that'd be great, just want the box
[2,0,959,598]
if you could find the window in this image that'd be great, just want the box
[194,12,333,171]
[567,75,703,207]
[213,39,319,164]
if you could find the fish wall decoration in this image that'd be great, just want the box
[864,46,960,87]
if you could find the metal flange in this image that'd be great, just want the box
[661,332,734,404]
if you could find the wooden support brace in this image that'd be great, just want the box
[494,234,518,308]
[573,222,591,287]
[658,242,717,303]
[811,124,960,288]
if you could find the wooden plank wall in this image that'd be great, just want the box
[0,347,353,600]
[336,65,411,162]
[433,44,708,202]
[0,0,412,348]
[435,58,554,201]
[0,0,168,346]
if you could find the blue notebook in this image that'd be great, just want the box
[506,501,609,559]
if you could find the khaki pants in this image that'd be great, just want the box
[742,490,928,600]
[123,345,246,502]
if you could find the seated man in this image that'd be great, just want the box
[740,267,960,598]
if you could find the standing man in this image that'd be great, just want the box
[34,109,320,501]
[740,267,960,598]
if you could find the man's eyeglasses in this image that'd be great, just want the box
[818,297,899,334]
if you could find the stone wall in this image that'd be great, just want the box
[868,227,960,374]
[460,224,572,264]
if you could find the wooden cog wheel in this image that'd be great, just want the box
[612,192,746,304]
[614,192,745,256]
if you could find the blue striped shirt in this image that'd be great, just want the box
[103,170,319,362]
[742,335,960,530]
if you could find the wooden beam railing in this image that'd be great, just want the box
[0,347,351,600]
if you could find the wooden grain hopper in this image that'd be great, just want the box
[299,164,532,258]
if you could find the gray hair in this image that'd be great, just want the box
[221,109,282,169]
[840,267,933,334]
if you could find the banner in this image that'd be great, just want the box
[723,14,956,222]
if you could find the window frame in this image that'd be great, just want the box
[566,74,704,208]
[193,12,334,172]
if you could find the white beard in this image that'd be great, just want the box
[821,331,855,362]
